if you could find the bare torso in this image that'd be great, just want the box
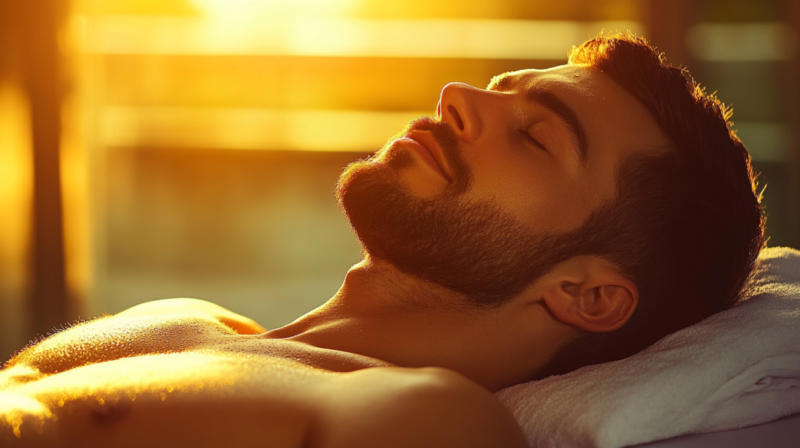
[0,302,527,448]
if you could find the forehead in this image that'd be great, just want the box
[490,65,598,95]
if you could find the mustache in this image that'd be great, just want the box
[404,116,472,194]
[406,116,456,145]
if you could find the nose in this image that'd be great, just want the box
[437,82,482,144]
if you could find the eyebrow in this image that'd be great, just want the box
[525,85,589,164]
[490,73,589,164]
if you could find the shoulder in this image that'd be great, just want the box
[6,310,235,375]
[116,298,266,334]
[314,367,527,448]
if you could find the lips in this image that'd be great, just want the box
[401,129,453,183]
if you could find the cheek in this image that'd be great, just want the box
[465,149,591,233]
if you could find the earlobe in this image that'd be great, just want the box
[540,257,639,333]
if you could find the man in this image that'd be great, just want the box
[1,34,764,447]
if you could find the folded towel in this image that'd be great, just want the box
[495,246,800,448]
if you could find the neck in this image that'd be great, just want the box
[266,257,569,392]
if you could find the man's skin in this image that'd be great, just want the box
[1,63,669,447]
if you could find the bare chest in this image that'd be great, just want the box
[5,349,350,447]
[1,318,385,447]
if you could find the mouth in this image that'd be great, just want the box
[400,129,453,183]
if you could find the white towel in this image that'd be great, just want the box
[495,246,800,448]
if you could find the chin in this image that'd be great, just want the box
[335,150,543,307]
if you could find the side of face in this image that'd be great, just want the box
[433,64,671,236]
[336,64,670,305]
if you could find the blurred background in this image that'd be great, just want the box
[0,0,798,361]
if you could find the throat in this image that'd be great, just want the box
[264,259,525,390]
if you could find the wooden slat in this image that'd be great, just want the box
[102,55,561,110]
[20,0,71,338]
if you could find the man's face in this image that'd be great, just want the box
[336,64,669,304]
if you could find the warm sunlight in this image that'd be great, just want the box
[0,84,32,297]
[103,107,428,152]
[0,391,52,438]
[0,353,239,439]
[3,1,800,444]
[74,0,642,154]
[189,0,360,20]
[85,15,641,59]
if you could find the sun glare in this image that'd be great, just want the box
[0,389,54,438]
[189,0,359,20]
[0,83,32,295]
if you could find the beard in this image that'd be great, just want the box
[336,117,551,306]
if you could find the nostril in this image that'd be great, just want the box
[448,105,464,131]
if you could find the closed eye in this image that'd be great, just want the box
[519,129,549,152]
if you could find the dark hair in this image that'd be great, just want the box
[532,33,765,378]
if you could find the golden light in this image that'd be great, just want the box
[78,4,640,154]
[85,15,640,59]
[0,83,33,297]
[189,0,359,20]
[102,107,428,152]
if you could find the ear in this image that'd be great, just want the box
[539,256,638,333]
